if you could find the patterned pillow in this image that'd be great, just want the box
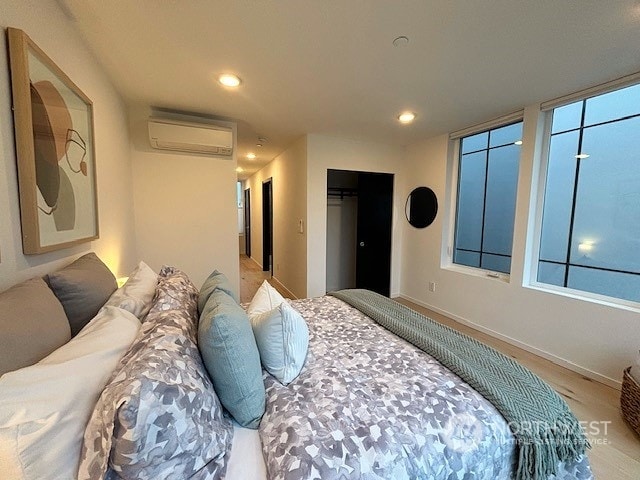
[78,266,233,480]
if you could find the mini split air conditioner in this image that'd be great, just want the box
[148,118,233,156]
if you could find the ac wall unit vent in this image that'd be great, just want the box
[148,118,233,156]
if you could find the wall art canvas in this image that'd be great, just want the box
[7,28,98,254]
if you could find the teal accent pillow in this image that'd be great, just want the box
[198,270,238,314]
[198,289,265,428]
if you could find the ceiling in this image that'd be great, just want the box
[61,0,640,179]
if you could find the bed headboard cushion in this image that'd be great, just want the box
[0,277,71,376]
[47,252,117,336]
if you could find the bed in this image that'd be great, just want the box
[0,253,592,480]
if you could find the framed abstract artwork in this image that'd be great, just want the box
[7,28,98,254]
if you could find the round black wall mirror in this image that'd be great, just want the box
[405,187,438,228]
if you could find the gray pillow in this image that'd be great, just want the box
[47,253,117,336]
[198,289,265,428]
[0,277,70,376]
[198,270,238,314]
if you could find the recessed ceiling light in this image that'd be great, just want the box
[258,137,267,143]
[246,153,256,159]
[393,36,409,47]
[514,140,523,145]
[218,73,241,87]
[398,112,416,124]
[256,143,263,148]
[235,167,243,173]
[575,153,590,159]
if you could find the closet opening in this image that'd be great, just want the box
[326,169,393,296]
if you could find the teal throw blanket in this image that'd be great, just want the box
[329,289,589,480]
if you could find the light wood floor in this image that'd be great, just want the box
[239,254,289,303]
[238,256,640,478]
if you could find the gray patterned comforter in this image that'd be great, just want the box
[259,296,593,480]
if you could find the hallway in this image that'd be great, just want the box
[239,255,289,303]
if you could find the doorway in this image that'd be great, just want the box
[244,188,251,257]
[326,169,393,296]
[262,178,273,274]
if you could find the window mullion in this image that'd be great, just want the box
[479,134,491,269]
[452,150,464,262]
[562,100,587,288]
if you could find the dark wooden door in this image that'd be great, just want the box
[262,179,273,273]
[244,188,251,257]
[355,172,394,296]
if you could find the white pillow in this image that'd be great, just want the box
[104,261,158,319]
[0,306,140,480]
[250,301,309,385]
[247,280,285,317]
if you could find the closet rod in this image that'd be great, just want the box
[327,187,358,200]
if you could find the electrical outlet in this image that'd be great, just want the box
[429,281,436,292]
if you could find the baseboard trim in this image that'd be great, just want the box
[271,276,298,300]
[247,255,263,269]
[397,294,622,390]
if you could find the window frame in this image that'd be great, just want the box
[526,80,640,312]
[443,111,524,282]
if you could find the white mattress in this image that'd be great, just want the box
[225,423,267,480]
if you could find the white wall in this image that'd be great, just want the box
[306,134,405,298]
[246,137,307,299]
[0,0,137,290]
[128,106,239,291]
[400,106,640,387]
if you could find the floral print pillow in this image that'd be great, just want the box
[78,266,233,480]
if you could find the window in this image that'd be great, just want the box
[537,83,640,303]
[453,121,523,274]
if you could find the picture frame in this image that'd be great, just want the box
[7,27,99,254]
